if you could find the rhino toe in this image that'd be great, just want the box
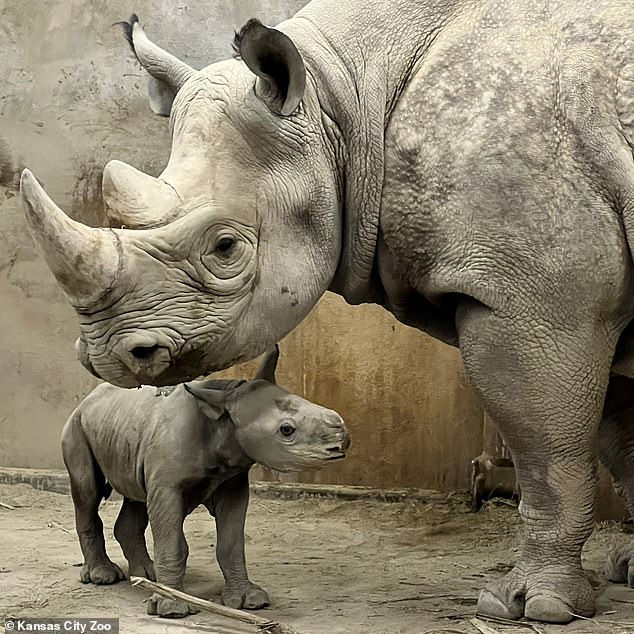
[147,594,197,618]
[80,561,125,585]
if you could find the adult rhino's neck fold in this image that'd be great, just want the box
[280,0,462,305]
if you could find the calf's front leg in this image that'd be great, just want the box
[207,472,269,609]
[146,487,197,618]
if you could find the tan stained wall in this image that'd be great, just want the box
[0,0,485,493]
[224,294,485,490]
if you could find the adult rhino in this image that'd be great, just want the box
[19,0,634,624]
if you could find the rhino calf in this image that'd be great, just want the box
[61,346,349,618]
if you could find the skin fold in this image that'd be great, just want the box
[20,0,634,624]
[62,348,349,618]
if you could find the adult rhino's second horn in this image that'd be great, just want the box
[20,169,121,308]
[102,160,180,229]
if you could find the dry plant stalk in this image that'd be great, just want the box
[130,576,301,634]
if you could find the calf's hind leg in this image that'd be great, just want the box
[61,414,124,585]
[114,498,156,581]
[457,302,618,623]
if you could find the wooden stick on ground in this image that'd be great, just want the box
[0,501,15,510]
[469,617,501,634]
[130,576,301,634]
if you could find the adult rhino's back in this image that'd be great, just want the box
[380,0,634,340]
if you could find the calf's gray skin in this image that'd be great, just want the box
[62,347,349,618]
[19,0,634,624]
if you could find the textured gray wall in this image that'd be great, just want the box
[0,0,485,491]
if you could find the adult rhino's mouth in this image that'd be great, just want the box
[75,336,103,380]
[75,332,230,388]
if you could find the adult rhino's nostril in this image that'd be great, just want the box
[130,344,161,360]
[117,341,173,380]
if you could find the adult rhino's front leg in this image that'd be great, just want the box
[146,488,198,618]
[457,301,620,623]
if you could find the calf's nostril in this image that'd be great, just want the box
[130,344,161,360]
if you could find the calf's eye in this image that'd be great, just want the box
[279,422,296,437]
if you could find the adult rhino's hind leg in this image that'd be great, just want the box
[456,301,618,623]
[114,498,156,581]
[61,413,125,585]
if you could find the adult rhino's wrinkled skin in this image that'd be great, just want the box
[20,0,634,625]
[63,346,349,618]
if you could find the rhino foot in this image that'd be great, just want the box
[222,581,270,610]
[147,593,199,618]
[606,541,634,586]
[477,563,595,624]
[129,559,156,582]
[80,561,125,585]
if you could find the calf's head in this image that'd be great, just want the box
[22,16,342,387]
[185,346,350,471]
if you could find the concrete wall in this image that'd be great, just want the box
[2,0,484,492]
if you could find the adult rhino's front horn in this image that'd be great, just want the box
[20,170,121,308]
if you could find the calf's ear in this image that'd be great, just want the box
[234,19,306,116]
[184,383,227,420]
[255,344,279,383]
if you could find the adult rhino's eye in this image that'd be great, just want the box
[215,237,235,255]
[279,422,296,437]
[198,224,256,288]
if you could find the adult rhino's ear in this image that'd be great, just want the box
[115,14,195,117]
[234,19,306,116]
[255,344,280,383]
[184,382,227,420]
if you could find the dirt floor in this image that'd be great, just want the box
[2,484,634,634]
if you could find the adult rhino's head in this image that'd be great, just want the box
[185,346,350,472]
[21,16,343,387]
